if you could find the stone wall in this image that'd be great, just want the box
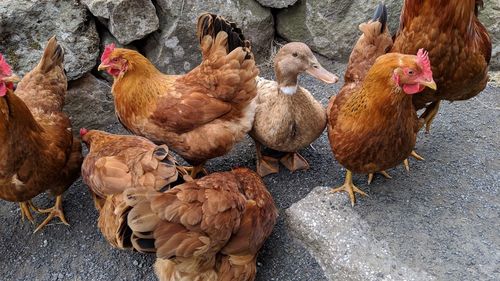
[0,0,498,130]
[1,0,498,81]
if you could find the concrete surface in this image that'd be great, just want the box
[0,58,498,281]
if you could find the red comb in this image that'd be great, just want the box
[80,128,89,136]
[101,43,116,63]
[0,54,12,77]
[416,48,432,76]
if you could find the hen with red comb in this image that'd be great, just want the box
[391,0,491,133]
[0,36,82,233]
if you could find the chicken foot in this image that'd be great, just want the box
[255,141,279,177]
[367,170,392,185]
[19,200,40,223]
[330,170,367,207]
[419,100,441,133]
[180,165,208,179]
[33,195,69,233]
[403,150,425,172]
[280,152,310,173]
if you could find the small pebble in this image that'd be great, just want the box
[133,260,139,266]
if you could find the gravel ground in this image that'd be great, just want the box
[0,56,498,281]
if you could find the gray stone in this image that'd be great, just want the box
[0,0,99,80]
[256,0,298,9]
[83,0,159,45]
[479,0,500,70]
[276,0,403,62]
[65,74,118,131]
[144,0,274,74]
[286,187,434,281]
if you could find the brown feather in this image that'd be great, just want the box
[392,0,491,109]
[81,130,187,250]
[124,168,277,281]
[0,36,82,208]
[328,14,420,174]
[107,13,258,166]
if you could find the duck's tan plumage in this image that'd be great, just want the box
[249,42,338,176]
[251,77,326,152]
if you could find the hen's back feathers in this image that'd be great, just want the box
[15,36,67,112]
[343,3,393,86]
[124,168,277,281]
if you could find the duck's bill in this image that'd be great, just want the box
[306,65,339,84]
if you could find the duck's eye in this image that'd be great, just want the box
[292,52,298,57]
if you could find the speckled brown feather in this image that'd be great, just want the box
[81,130,184,249]
[125,168,277,281]
[327,17,419,174]
[0,36,82,203]
[109,14,258,166]
[392,0,491,109]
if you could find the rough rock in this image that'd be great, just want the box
[82,0,159,45]
[143,0,274,74]
[256,0,299,9]
[479,0,500,70]
[65,74,119,131]
[276,0,403,62]
[0,0,99,80]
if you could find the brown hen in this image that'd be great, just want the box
[392,0,491,132]
[126,167,278,281]
[327,4,437,206]
[98,13,259,178]
[0,37,82,232]
[80,129,189,249]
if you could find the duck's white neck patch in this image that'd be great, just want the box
[280,85,297,95]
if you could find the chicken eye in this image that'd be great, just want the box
[292,52,298,57]
[408,69,414,75]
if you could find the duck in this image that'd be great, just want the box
[250,42,338,177]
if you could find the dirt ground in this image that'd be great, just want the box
[0,60,498,280]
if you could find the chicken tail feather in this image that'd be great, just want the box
[196,13,250,55]
[37,36,64,74]
[372,2,387,33]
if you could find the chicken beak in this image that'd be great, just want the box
[3,74,20,83]
[420,79,437,91]
[97,63,109,71]
[306,63,339,84]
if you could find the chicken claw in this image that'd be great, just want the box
[180,165,208,179]
[403,150,425,172]
[280,152,310,173]
[419,100,441,133]
[33,195,69,233]
[330,170,367,206]
[19,200,39,223]
[367,170,392,185]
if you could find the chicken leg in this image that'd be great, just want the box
[33,195,69,233]
[19,200,39,223]
[255,141,279,177]
[180,164,208,179]
[403,150,425,172]
[419,100,441,133]
[367,170,392,185]
[280,152,310,173]
[330,170,367,206]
